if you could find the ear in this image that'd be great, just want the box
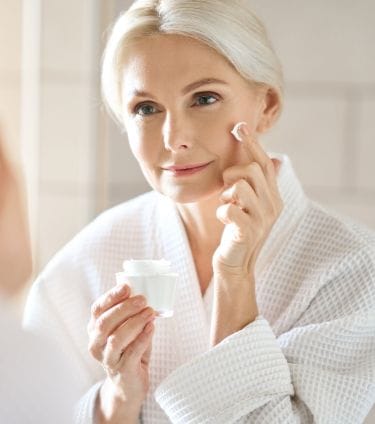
[256,87,281,134]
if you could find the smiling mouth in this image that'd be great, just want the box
[162,161,212,176]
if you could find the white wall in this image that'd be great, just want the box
[20,0,104,269]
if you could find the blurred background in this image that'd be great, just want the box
[1,0,374,421]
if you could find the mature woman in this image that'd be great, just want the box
[24,1,375,423]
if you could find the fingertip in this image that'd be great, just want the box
[231,121,248,142]
[118,283,130,296]
[144,321,154,334]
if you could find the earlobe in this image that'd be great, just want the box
[257,87,280,133]
[256,117,270,134]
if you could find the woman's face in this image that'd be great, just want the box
[121,34,276,203]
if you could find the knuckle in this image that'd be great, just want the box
[265,160,274,174]
[88,341,101,360]
[126,345,137,358]
[107,334,120,351]
[96,316,107,333]
[236,179,248,191]
[91,302,101,318]
[120,298,133,314]
[248,161,261,173]
[107,292,117,304]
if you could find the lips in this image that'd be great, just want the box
[162,161,212,176]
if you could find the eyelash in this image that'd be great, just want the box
[133,92,220,117]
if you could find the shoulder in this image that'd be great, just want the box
[308,200,375,264]
[290,198,375,271]
[295,201,375,323]
[88,190,160,238]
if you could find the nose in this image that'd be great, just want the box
[162,113,192,152]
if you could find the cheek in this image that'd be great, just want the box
[200,116,247,168]
[126,124,158,165]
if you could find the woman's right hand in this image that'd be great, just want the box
[88,283,157,423]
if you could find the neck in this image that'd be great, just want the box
[176,193,224,255]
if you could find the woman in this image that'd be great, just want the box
[24,0,375,423]
[0,133,78,423]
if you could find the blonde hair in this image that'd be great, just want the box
[101,0,284,127]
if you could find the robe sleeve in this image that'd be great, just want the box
[155,312,375,423]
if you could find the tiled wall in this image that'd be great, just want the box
[32,0,102,269]
[251,0,375,232]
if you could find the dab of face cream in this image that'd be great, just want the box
[231,121,247,142]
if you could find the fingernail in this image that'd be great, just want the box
[116,284,128,295]
[142,308,153,318]
[144,321,154,333]
[231,121,249,142]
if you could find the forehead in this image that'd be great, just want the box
[121,34,244,94]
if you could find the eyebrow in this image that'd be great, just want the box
[128,78,228,98]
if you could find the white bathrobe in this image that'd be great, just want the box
[23,154,375,423]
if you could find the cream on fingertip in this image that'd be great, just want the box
[231,121,248,142]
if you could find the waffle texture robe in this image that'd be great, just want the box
[23,154,375,423]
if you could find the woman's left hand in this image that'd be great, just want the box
[211,123,283,344]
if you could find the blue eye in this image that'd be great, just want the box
[194,94,219,106]
[135,103,157,116]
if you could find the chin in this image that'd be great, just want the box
[158,182,223,204]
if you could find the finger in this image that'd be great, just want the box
[88,294,148,356]
[232,122,278,182]
[102,307,156,368]
[271,158,282,175]
[220,179,256,213]
[122,321,155,370]
[223,162,269,197]
[216,202,254,228]
[90,283,130,319]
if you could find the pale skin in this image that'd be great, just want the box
[88,34,283,423]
